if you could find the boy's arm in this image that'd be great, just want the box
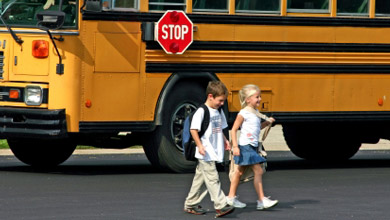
[190,129,206,156]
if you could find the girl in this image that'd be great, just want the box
[226,84,278,210]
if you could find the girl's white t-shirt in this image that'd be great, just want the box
[238,109,261,147]
[190,105,227,162]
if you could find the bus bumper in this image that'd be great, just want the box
[0,107,67,139]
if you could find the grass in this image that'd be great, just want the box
[0,140,8,149]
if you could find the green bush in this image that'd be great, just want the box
[0,140,9,149]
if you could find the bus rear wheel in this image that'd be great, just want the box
[143,82,205,173]
[8,138,77,167]
[282,123,361,161]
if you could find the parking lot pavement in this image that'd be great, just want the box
[0,125,389,156]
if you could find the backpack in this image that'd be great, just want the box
[182,104,210,161]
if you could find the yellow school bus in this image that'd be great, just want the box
[0,0,390,172]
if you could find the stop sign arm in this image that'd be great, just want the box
[155,10,194,54]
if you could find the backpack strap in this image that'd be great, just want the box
[198,104,224,138]
[198,104,210,138]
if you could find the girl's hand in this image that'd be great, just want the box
[232,146,240,156]
[267,117,275,124]
[266,117,275,125]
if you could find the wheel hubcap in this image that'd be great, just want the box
[171,103,196,151]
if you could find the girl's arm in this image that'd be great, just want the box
[231,114,244,156]
[224,135,231,151]
[261,117,275,128]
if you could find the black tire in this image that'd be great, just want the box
[282,123,361,161]
[143,82,206,173]
[8,138,77,167]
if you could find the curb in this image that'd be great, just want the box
[0,148,145,156]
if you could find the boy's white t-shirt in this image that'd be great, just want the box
[238,109,261,147]
[190,105,227,163]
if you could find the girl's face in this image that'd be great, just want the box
[246,90,261,108]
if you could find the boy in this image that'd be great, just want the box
[184,81,235,218]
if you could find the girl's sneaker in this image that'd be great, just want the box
[257,197,278,210]
[226,196,247,208]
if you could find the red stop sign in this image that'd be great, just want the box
[155,10,193,54]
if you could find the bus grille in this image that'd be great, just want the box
[0,51,3,79]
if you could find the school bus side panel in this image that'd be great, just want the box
[48,34,83,132]
[80,21,149,122]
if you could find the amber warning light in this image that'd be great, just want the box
[32,40,49,58]
[9,89,20,99]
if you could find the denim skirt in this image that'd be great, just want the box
[234,144,266,166]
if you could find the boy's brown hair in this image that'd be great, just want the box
[206,81,229,98]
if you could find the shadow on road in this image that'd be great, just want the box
[0,163,161,175]
[0,154,163,175]
[267,159,390,171]
[266,150,390,171]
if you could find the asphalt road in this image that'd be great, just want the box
[1,150,390,220]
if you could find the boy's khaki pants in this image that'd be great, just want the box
[184,160,227,210]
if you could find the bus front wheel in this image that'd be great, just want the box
[282,123,361,161]
[143,82,206,173]
[8,138,77,167]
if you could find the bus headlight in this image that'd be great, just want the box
[25,86,43,106]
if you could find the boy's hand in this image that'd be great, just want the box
[198,145,206,156]
[224,140,231,151]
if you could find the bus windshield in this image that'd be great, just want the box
[0,0,77,28]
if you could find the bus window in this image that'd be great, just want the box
[375,0,390,17]
[235,0,280,13]
[112,0,138,11]
[337,0,369,16]
[193,0,228,12]
[287,0,329,13]
[1,0,77,28]
[149,0,186,11]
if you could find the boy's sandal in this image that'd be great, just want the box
[184,205,206,215]
[215,205,235,218]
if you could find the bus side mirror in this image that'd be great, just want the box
[36,11,66,30]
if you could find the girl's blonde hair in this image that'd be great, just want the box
[239,84,260,108]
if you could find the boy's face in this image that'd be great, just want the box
[208,94,226,109]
